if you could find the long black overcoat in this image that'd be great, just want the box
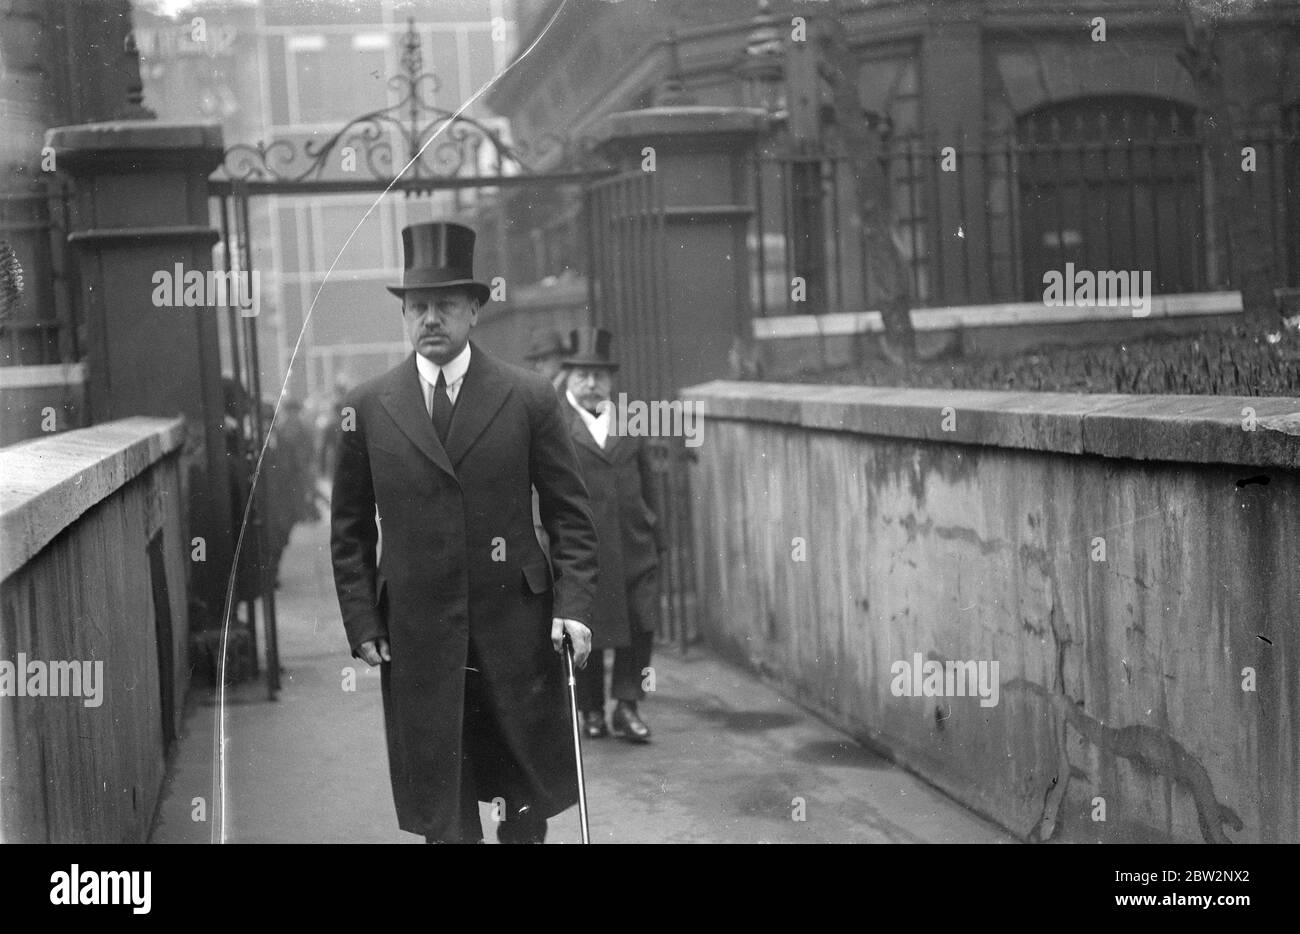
[562,398,665,650]
[330,344,598,838]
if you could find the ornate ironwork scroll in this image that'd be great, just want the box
[217,17,604,184]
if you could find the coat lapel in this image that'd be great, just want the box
[565,397,614,463]
[378,354,457,481]
[444,343,511,467]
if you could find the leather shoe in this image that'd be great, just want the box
[583,711,608,738]
[611,702,651,743]
[497,808,547,844]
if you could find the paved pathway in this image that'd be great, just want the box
[150,518,1013,844]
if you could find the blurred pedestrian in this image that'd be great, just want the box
[561,326,666,743]
[222,377,260,606]
[317,375,353,481]
[260,401,297,589]
[277,397,322,525]
[524,328,569,391]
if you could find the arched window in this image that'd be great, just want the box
[1016,96,1205,300]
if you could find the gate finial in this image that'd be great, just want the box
[401,16,424,163]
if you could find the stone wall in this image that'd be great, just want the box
[0,416,189,842]
[684,380,1300,842]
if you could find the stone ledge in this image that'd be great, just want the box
[753,291,1243,339]
[0,362,87,388]
[681,381,1300,469]
[0,416,187,581]
[45,120,223,154]
[592,106,769,149]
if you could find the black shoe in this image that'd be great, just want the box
[583,710,608,738]
[497,809,547,844]
[611,702,651,743]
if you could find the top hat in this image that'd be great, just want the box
[524,328,570,361]
[562,326,619,371]
[387,221,490,304]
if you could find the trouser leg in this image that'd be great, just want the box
[611,626,653,703]
[574,646,607,713]
[612,572,657,703]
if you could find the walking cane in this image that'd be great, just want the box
[562,631,592,844]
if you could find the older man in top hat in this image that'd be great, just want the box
[560,326,666,743]
[330,221,599,844]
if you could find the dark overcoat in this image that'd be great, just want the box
[562,397,665,650]
[330,344,598,839]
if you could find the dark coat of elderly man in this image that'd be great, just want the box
[330,221,599,844]
[560,327,666,743]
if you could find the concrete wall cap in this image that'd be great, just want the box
[753,292,1244,339]
[45,120,224,155]
[681,381,1300,468]
[0,416,187,581]
[0,362,88,389]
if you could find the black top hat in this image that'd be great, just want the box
[562,326,619,371]
[524,328,570,360]
[387,221,490,304]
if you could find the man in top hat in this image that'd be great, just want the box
[560,327,666,743]
[330,221,599,843]
[524,328,570,391]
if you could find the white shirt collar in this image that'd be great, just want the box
[415,340,471,389]
[567,389,610,448]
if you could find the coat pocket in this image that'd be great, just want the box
[521,559,553,595]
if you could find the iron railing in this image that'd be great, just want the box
[0,181,79,366]
[583,169,697,650]
[750,119,1300,317]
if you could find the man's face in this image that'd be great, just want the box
[532,354,563,381]
[402,287,478,365]
[566,366,613,411]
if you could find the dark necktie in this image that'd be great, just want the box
[431,369,453,443]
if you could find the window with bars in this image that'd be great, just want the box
[1014,96,1207,300]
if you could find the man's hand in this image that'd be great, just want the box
[357,638,391,667]
[551,618,592,669]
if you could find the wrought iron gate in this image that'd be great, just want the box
[583,170,697,649]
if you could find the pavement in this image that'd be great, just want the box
[149,516,1013,844]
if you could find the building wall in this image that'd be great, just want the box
[1,0,140,177]
[0,0,140,375]
[487,0,1299,326]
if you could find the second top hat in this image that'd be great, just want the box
[562,326,619,370]
[387,221,490,303]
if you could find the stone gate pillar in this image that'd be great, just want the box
[43,120,231,630]
[592,106,768,393]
